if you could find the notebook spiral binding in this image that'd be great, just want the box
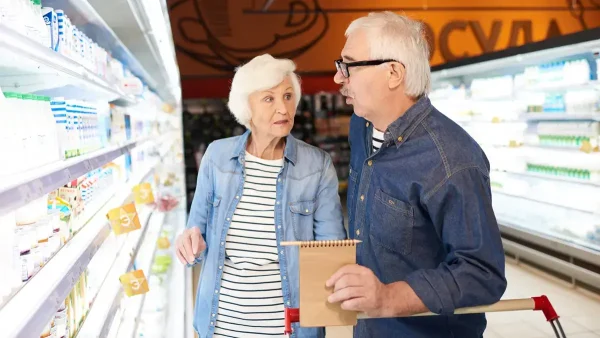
[299,239,359,248]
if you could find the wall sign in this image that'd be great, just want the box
[169,0,600,77]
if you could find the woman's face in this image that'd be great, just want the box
[248,76,296,139]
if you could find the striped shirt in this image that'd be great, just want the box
[214,152,286,338]
[372,128,385,153]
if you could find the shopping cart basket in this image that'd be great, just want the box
[284,295,566,337]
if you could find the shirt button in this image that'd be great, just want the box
[366,122,370,127]
[360,195,365,201]
[398,136,403,142]
[278,226,281,229]
[212,314,216,317]
[367,160,373,166]
[227,218,230,221]
[287,301,291,305]
[221,242,225,246]
[219,266,222,270]
[283,276,287,280]
[211,322,214,326]
[280,250,284,254]
[356,229,360,236]
[215,290,218,294]
[278,178,281,182]
[276,201,280,205]
[235,195,239,199]
[305,209,309,213]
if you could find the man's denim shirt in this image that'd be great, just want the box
[347,96,507,338]
[186,130,347,338]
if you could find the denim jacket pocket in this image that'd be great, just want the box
[289,200,316,241]
[370,189,414,255]
[206,192,221,231]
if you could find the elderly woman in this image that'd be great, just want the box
[176,54,347,338]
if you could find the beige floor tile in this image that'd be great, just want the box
[564,332,600,338]
[483,329,502,338]
[492,321,547,338]
[528,317,589,336]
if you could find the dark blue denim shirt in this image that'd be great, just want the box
[347,96,507,338]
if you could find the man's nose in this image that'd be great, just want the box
[334,69,346,84]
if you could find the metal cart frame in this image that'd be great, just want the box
[284,295,566,337]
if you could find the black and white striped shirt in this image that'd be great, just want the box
[372,128,385,153]
[214,152,286,338]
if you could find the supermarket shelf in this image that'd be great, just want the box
[492,169,600,187]
[0,162,157,338]
[113,209,167,338]
[492,189,599,216]
[0,24,135,105]
[167,207,187,338]
[42,0,159,96]
[516,80,600,93]
[499,221,600,266]
[0,139,142,216]
[500,222,600,289]
[520,113,600,122]
[77,210,166,338]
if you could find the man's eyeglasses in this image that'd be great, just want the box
[334,59,402,78]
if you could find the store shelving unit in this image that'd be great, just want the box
[0,24,135,104]
[430,27,600,290]
[0,0,185,337]
[0,162,156,337]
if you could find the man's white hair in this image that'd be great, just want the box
[228,54,301,129]
[346,11,431,97]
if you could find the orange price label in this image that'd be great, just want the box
[133,183,155,204]
[119,270,149,297]
[106,202,141,235]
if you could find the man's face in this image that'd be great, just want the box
[334,29,388,122]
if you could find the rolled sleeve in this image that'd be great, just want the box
[408,167,507,315]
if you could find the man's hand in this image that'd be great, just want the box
[175,227,206,265]
[325,264,392,318]
[326,264,429,318]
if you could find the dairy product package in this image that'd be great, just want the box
[56,10,67,56]
[42,7,58,52]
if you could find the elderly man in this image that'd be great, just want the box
[326,12,507,338]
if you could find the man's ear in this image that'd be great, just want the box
[388,62,404,90]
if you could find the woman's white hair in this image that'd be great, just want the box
[228,54,301,129]
[346,11,431,98]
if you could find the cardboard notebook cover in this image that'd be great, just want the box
[299,244,358,327]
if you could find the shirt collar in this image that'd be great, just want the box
[384,95,433,147]
[231,129,297,165]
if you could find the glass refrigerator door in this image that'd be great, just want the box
[430,42,600,254]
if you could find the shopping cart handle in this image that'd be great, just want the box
[284,295,559,335]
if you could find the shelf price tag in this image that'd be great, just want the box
[133,183,155,204]
[107,203,141,235]
[119,270,149,297]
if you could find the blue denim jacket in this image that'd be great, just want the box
[347,97,507,338]
[186,130,347,338]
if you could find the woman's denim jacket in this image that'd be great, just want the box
[187,130,347,337]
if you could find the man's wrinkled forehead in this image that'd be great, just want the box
[341,29,370,62]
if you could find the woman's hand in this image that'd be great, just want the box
[176,227,206,265]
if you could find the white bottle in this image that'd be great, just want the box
[51,97,67,160]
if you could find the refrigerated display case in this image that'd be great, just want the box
[429,27,600,291]
[0,0,188,337]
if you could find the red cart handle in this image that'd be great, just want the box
[284,295,559,335]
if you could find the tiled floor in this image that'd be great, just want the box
[326,260,600,338]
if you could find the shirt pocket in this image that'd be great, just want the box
[289,200,316,241]
[370,189,414,255]
[206,192,221,230]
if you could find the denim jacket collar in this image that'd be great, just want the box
[384,95,434,148]
[230,130,298,165]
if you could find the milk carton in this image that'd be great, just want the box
[42,7,58,52]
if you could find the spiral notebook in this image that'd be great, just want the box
[298,240,359,327]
